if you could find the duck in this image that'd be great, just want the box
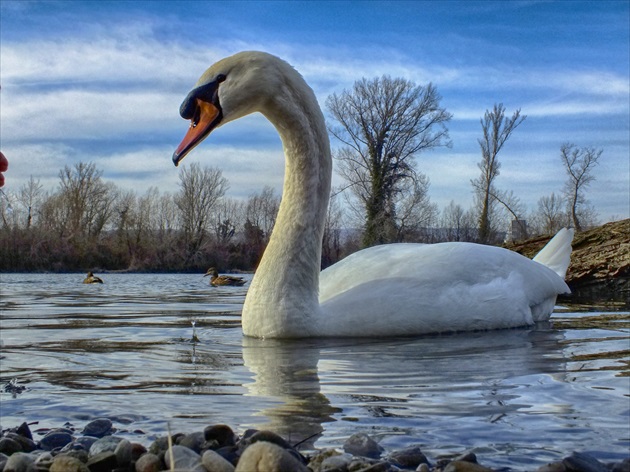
[173,51,573,339]
[204,267,246,287]
[83,271,103,284]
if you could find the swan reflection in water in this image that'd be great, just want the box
[241,324,572,452]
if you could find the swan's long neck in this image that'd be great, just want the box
[242,71,332,338]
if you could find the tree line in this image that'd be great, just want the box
[0,76,604,273]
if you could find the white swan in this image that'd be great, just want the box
[173,51,573,339]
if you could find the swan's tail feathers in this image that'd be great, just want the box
[532,227,574,279]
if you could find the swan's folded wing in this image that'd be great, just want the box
[317,242,569,336]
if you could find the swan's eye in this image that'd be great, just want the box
[216,74,227,83]
[191,105,201,128]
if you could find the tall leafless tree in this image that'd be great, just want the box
[175,162,228,265]
[440,200,476,242]
[245,186,280,243]
[560,142,602,231]
[17,176,44,230]
[471,104,526,243]
[326,76,452,247]
[535,192,567,235]
[57,162,116,240]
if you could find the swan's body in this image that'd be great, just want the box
[204,267,246,286]
[83,272,103,284]
[173,51,573,339]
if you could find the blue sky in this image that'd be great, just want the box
[1,0,628,222]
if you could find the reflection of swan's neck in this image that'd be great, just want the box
[242,76,332,338]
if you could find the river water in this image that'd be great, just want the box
[0,273,628,468]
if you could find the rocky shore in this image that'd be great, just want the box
[1,419,628,472]
[505,219,629,304]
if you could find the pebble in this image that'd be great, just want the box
[235,441,309,472]
[165,444,202,470]
[86,451,118,472]
[0,419,628,472]
[563,451,609,472]
[89,435,125,456]
[82,418,114,438]
[3,451,34,471]
[343,432,385,459]
[134,452,161,472]
[50,454,90,472]
[201,449,235,472]
[388,444,429,468]
[39,430,74,451]
[443,461,494,472]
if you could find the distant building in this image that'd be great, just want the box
[506,219,528,242]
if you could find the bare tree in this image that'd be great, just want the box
[57,162,116,240]
[213,198,244,245]
[322,189,344,268]
[560,143,602,231]
[17,176,44,229]
[440,201,475,242]
[245,186,280,243]
[175,162,229,265]
[534,192,567,235]
[326,76,452,247]
[471,104,526,243]
[394,174,438,242]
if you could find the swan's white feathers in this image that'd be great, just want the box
[317,242,570,336]
[178,51,574,338]
[532,227,574,278]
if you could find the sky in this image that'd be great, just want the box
[1,0,628,223]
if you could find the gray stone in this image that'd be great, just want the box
[317,453,353,471]
[165,444,202,470]
[612,458,630,472]
[0,452,8,471]
[82,418,114,438]
[177,431,206,453]
[34,451,54,469]
[246,430,291,449]
[389,445,429,468]
[135,453,162,472]
[86,451,118,472]
[563,452,609,472]
[3,452,35,472]
[50,454,90,472]
[148,436,170,455]
[235,441,309,472]
[204,424,236,447]
[201,449,236,472]
[75,436,98,451]
[443,461,494,472]
[114,438,132,466]
[343,433,384,459]
[0,437,22,455]
[39,430,74,451]
[61,448,89,464]
[89,435,124,456]
[4,432,36,452]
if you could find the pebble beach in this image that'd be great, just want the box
[1,418,628,472]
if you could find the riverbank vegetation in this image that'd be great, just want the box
[0,157,615,274]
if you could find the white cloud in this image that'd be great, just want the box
[0,11,627,222]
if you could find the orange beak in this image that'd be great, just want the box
[173,99,221,166]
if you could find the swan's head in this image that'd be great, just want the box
[173,51,291,166]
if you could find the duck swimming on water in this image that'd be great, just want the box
[83,272,103,284]
[173,51,573,339]
[204,267,246,287]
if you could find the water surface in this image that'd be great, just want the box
[1,273,628,468]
